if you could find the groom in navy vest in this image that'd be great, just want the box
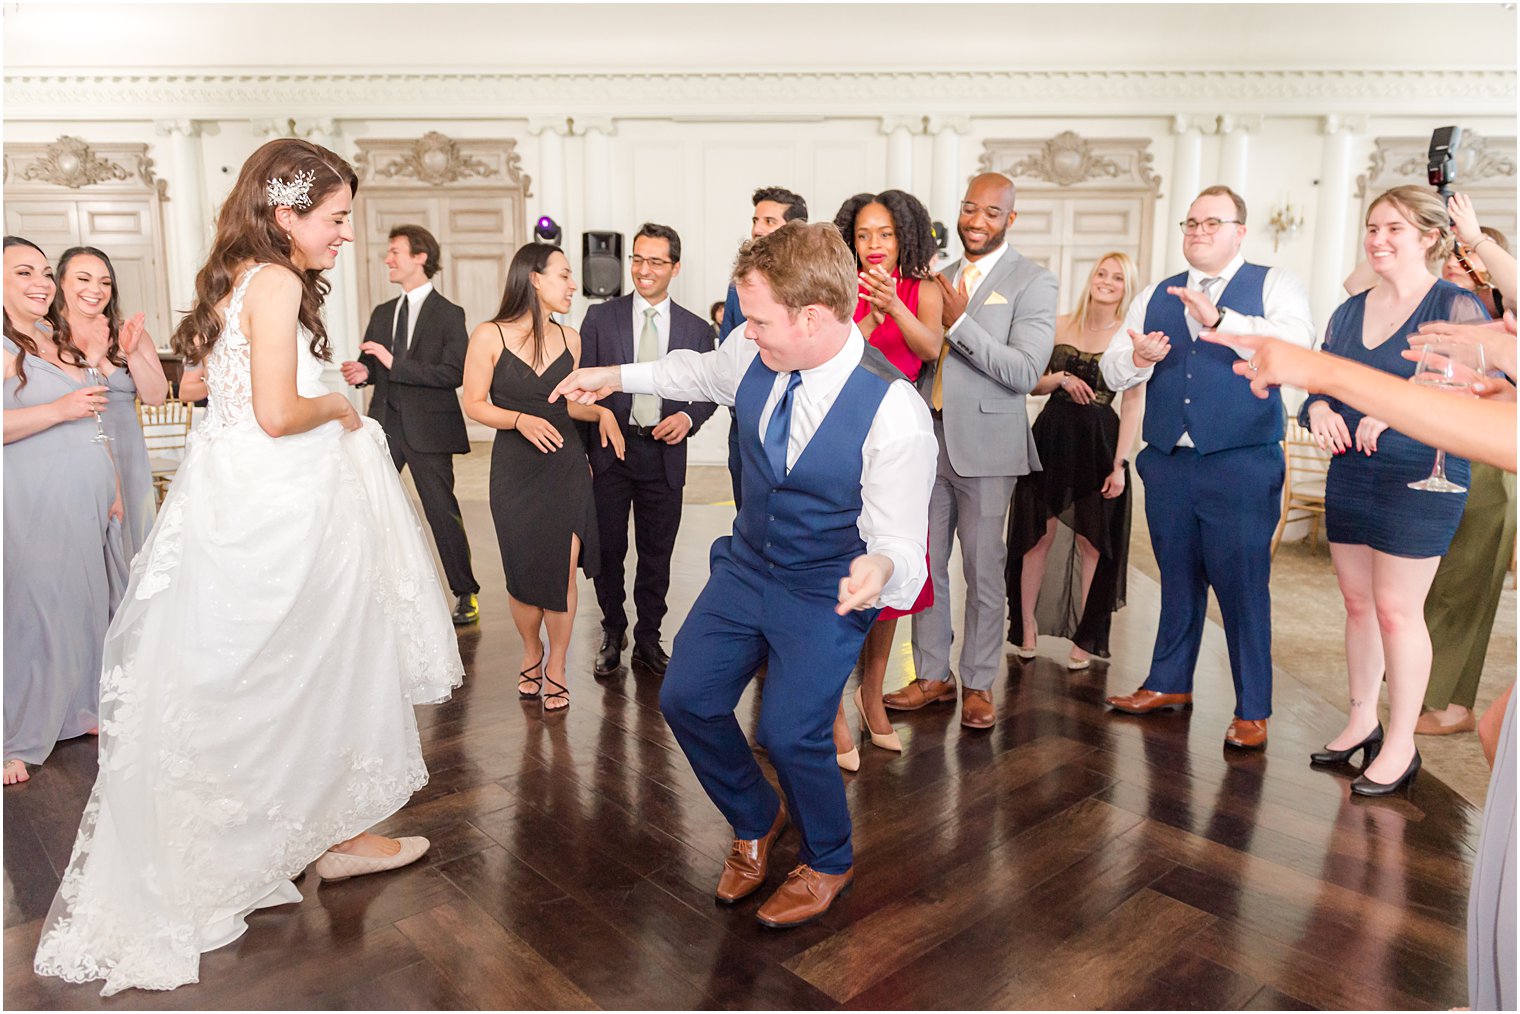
[551,222,935,927]
[1099,186,1315,750]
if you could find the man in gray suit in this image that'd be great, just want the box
[886,173,1057,729]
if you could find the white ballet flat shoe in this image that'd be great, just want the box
[312,836,430,882]
[1066,656,1091,671]
[1013,643,1038,660]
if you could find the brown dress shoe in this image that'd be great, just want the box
[1415,705,1477,736]
[715,804,788,904]
[960,688,995,729]
[1105,687,1194,714]
[883,678,957,712]
[1225,718,1268,750]
[756,865,854,928]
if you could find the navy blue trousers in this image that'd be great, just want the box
[659,537,874,874]
[1135,443,1283,720]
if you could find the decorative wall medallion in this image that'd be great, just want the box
[19,135,129,188]
[1357,131,1517,199]
[376,132,494,185]
[1010,131,1121,186]
[980,133,1160,193]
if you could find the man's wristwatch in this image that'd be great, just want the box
[1209,308,1224,329]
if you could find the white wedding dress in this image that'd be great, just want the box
[33,265,464,996]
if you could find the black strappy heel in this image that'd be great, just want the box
[542,670,570,713]
[518,654,545,699]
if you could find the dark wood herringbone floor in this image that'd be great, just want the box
[3,501,1480,1009]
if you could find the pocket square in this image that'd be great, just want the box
[983,292,1008,306]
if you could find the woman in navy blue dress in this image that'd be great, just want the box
[1302,185,1488,794]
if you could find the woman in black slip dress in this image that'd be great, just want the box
[463,244,625,713]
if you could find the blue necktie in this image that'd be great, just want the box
[763,371,803,478]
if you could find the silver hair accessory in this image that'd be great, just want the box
[266,169,316,210]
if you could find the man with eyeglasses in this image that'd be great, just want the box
[885,172,1057,730]
[1099,185,1315,750]
[579,222,717,678]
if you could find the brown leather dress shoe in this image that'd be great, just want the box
[1415,705,1477,736]
[756,865,854,928]
[960,688,995,729]
[1225,718,1268,750]
[715,804,788,904]
[883,678,957,712]
[1105,687,1194,714]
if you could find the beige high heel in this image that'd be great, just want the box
[855,687,902,753]
[836,745,861,772]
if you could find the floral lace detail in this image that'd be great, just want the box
[199,265,265,437]
[131,487,187,601]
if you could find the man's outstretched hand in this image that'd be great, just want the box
[837,554,894,615]
[548,365,622,405]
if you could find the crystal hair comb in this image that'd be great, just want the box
[266,169,316,210]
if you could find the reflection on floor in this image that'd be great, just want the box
[3,502,1479,1009]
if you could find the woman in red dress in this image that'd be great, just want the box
[829,190,943,769]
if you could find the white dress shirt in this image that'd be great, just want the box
[1099,253,1315,447]
[390,280,434,349]
[946,241,1010,337]
[630,292,694,427]
[622,325,936,609]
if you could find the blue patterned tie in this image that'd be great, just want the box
[763,371,803,478]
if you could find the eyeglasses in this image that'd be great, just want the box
[1179,218,1243,235]
[630,255,673,269]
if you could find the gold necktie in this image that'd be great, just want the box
[931,263,979,411]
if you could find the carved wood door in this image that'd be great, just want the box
[3,137,172,343]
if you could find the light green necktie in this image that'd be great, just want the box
[631,306,661,426]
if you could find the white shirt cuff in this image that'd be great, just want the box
[621,362,657,395]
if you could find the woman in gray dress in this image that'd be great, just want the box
[53,246,169,560]
[2,235,128,785]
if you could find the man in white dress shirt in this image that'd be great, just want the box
[1098,185,1315,750]
[551,222,936,928]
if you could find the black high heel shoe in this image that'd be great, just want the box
[1350,750,1421,796]
[1309,724,1384,766]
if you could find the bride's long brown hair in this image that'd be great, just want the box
[172,138,358,365]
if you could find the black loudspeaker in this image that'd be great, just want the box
[582,231,624,299]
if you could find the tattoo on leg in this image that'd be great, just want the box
[1350,697,1366,709]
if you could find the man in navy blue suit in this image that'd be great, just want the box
[551,222,935,929]
[719,186,808,506]
[1099,186,1315,750]
[580,223,717,678]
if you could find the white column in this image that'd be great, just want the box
[528,117,570,236]
[1215,114,1260,197]
[1168,115,1207,274]
[881,116,916,193]
[580,118,615,230]
[929,115,970,261]
[1310,114,1364,327]
[153,119,208,328]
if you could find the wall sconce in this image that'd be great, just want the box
[1267,203,1304,252]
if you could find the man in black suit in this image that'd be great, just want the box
[718,186,808,506]
[340,224,480,625]
[580,223,717,676]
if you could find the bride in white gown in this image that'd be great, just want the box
[33,138,464,996]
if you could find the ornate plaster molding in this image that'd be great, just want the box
[3,135,166,198]
[980,132,1161,193]
[353,132,530,193]
[4,68,1514,120]
[1356,131,1517,199]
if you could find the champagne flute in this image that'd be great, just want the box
[83,364,111,444]
[1408,339,1485,493]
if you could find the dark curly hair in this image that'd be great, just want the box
[831,190,936,280]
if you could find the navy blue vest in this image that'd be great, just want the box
[730,344,894,590]
[1142,263,1283,454]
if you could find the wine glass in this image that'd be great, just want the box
[83,365,111,445]
[1408,339,1485,493]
